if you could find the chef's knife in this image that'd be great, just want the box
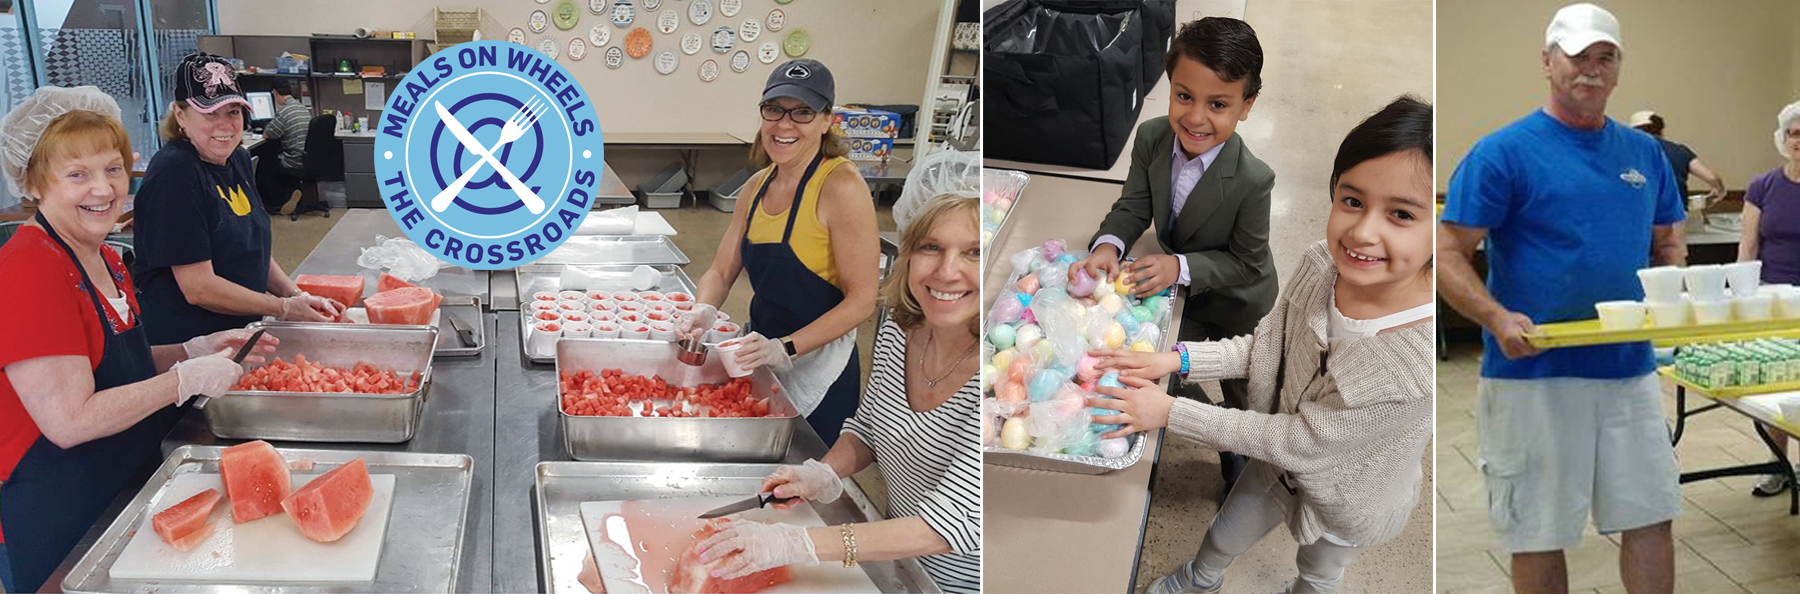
[697,493,799,519]
[446,312,476,348]
[195,328,267,409]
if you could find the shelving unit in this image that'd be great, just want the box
[918,0,979,157]
[198,34,433,124]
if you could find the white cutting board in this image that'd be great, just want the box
[109,472,396,582]
[579,497,880,594]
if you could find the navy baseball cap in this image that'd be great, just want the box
[175,53,250,114]
[762,59,834,112]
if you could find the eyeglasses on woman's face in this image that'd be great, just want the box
[760,103,819,124]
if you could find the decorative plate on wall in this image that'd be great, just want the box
[589,0,606,15]
[655,50,679,75]
[604,45,624,68]
[554,1,580,30]
[537,36,559,58]
[758,40,779,64]
[710,26,735,54]
[783,29,809,57]
[529,10,549,33]
[610,0,635,28]
[625,27,653,58]
[766,8,786,32]
[508,27,527,44]
[730,49,750,73]
[698,59,720,82]
[688,0,713,26]
[589,24,610,46]
[643,0,661,9]
[738,18,760,42]
[720,0,742,17]
[681,32,703,55]
[567,37,587,60]
[657,10,679,34]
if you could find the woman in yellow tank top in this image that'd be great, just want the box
[687,59,880,445]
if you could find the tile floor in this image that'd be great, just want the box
[1437,339,1800,593]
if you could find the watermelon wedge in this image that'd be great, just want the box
[282,457,374,543]
[295,274,366,308]
[364,287,442,326]
[376,272,419,293]
[220,440,292,524]
[152,488,221,551]
[669,519,794,593]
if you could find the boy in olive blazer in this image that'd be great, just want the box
[1074,17,1277,493]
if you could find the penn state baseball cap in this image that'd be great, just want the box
[762,59,834,112]
[174,53,251,114]
[1546,3,1622,56]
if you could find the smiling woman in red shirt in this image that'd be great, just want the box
[0,87,274,593]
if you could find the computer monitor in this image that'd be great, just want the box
[246,91,275,122]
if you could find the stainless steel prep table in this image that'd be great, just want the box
[489,311,833,593]
[45,314,500,593]
[295,208,493,303]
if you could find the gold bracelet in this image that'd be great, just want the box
[840,523,858,568]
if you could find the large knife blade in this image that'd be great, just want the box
[195,328,267,409]
[697,493,798,519]
[446,311,476,348]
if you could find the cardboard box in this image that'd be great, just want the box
[831,108,901,139]
[844,136,894,161]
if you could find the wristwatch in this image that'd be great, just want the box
[781,336,798,358]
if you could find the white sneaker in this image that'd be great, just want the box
[1146,561,1222,594]
[1752,469,1793,497]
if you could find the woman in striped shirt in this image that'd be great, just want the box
[695,192,982,593]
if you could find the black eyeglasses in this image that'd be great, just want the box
[760,103,819,124]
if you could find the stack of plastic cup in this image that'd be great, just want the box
[1725,261,1763,298]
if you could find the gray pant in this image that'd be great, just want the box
[1191,459,1365,594]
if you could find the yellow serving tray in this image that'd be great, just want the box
[1525,318,1800,349]
[1658,365,1800,399]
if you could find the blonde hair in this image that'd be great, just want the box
[158,102,187,142]
[748,126,849,169]
[25,110,134,199]
[881,194,979,335]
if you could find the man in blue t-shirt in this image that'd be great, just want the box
[1439,4,1684,592]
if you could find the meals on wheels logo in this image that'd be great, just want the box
[374,40,604,270]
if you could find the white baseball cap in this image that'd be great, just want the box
[1629,110,1657,128]
[1545,3,1622,56]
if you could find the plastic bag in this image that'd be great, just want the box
[575,205,638,235]
[1029,288,1087,367]
[357,235,453,282]
[1024,397,1088,455]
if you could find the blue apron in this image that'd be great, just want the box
[742,154,860,446]
[1,214,176,593]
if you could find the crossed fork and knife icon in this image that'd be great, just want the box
[427,98,551,215]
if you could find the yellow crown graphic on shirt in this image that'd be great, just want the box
[216,184,251,216]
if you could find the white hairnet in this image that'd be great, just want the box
[1778,100,1800,160]
[894,149,980,235]
[0,86,122,199]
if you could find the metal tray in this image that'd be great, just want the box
[61,446,473,593]
[533,461,941,594]
[556,338,798,462]
[983,251,1174,473]
[981,168,1030,270]
[433,295,486,357]
[204,322,439,443]
[514,264,699,363]
[535,235,690,266]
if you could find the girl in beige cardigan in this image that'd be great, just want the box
[1090,97,1435,594]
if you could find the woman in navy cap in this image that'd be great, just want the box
[682,59,880,445]
[132,53,343,347]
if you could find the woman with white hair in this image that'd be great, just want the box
[0,86,272,592]
[689,151,982,593]
[1740,99,1800,497]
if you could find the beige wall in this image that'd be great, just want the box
[217,0,943,191]
[1438,0,1799,192]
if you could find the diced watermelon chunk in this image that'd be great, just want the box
[669,519,794,594]
[376,272,420,293]
[220,440,292,524]
[281,457,373,543]
[152,488,221,551]
[295,274,366,308]
[364,287,442,326]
